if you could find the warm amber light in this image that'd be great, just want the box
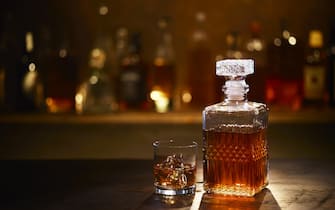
[89,75,98,85]
[154,57,165,66]
[282,30,290,39]
[22,70,38,93]
[274,38,281,47]
[150,90,164,101]
[25,32,34,52]
[154,97,169,113]
[288,36,297,46]
[28,63,36,72]
[75,93,83,104]
[233,51,243,59]
[46,97,53,106]
[182,91,192,103]
[150,89,169,113]
[59,49,68,58]
[45,98,57,113]
[75,92,84,114]
[99,5,108,15]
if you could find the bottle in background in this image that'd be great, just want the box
[0,11,19,113]
[43,32,78,113]
[75,3,117,114]
[329,20,335,107]
[93,3,117,101]
[266,20,304,110]
[183,12,216,110]
[17,31,44,112]
[303,30,328,107]
[75,47,118,114]
[115,27,129,102]
[245,20,267,103]
[149,17,176,113]
[203,59,269,196]
[0,65,4,112]
[118,32,148,110]
[0,16,7,111]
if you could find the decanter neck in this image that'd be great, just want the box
[223,76,249,102]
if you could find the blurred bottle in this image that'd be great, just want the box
[75,48,117,114]
[94,36,115,82]
[266,20,304,110]
[95,3,117,97]
[75,3,117,114]
[0,17,7,111]
[303,30,328,107]
[0,64,5,112]
[115,27,129,105]
[0,11,19,112]
[150,17,176,113]
[17,31,44,112]
[182,12,216,110]
[118,32,148,110]
[43,32,78,113]
[245,20,267,102]
[329,20,335,107]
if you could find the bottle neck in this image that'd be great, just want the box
[222,76,249,102]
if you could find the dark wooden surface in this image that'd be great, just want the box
[1,159,335,210]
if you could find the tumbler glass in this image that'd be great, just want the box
[153,140,198,195]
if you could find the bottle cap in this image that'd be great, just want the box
[216,59,254,76]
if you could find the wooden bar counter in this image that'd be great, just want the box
[1,159,335,209]
[1,110,335,209]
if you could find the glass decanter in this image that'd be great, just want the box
[202,59,269,197]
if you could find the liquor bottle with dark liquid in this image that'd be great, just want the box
[119,33,148,110]
[44,32,78,113]
[203,59,269,197]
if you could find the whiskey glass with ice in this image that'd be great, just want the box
[153,140,198,195]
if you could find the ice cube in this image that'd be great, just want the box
[159,153,188,188]
[162,154,184,169]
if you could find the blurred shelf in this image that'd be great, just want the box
[1,109,335,124]
[268,108,335,124]
[0,111,201,125]
[1,109,335,160]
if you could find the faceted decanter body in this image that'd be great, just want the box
[202,59,269,197]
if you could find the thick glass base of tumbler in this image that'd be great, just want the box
[155,186,196,195]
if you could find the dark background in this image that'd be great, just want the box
[1,0,335,91]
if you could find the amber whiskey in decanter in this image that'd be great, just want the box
[203,59,269,197]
